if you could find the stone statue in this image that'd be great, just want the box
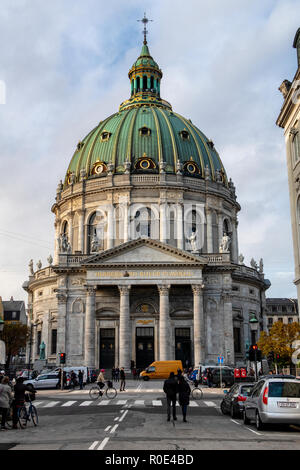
[176,160,183,175]
[36,260,42,270]
[205,165,211,181]
[250,258,258,270]
[107,162,114,175]
[80,168,86,181]
[59,233,70,253]
[215,169,222,183]
[47,254,53,266]
[188,230,198,251]
[91,233,99,253]
[29,259,34,276]
[124,159,131,174]
[259,258,264,274]
[159,161,166,174]
[39,341,46,360]
[219,233,231,253]
[238,253,245,265]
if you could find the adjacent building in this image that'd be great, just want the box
[265,298,299,332]
[276,28,300,308]
[23,35,270,370]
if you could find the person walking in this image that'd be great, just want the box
[115,367,120,383]
[163,372,178,422]
[112,367,116,382]
[70,371,77,390]
[120,367,126,391]
[0,376,13,430]
[206,368,213,388]
[78,370,84,390]
[178,375,190,422]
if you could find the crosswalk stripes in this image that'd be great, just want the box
[32,399,220,409]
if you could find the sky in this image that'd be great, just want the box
[0,0,299,303]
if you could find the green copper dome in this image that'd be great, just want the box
[65,41,227,186]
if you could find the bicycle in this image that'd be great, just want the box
[17,393,38,428]
[89,381,117,400]
[187,378,203,400]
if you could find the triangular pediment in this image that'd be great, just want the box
[82,238,207,266]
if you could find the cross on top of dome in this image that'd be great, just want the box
[137,12,153,45]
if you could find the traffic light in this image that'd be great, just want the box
[60,353,66,364]
[249,345,261,361]
[275,353,280,362]
[267,351,274,363]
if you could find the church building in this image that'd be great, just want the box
[23,27,270,370]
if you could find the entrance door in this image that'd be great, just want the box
[175,328,192,368]
[99,328,115,369]
[136,327,154,369]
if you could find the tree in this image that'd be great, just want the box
[258,321,300,370]
[1,323,30,369]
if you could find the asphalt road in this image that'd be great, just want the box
[1,380,300,451]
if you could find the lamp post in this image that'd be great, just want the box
[250,313,259,380]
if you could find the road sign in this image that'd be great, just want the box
[218,356,224,364]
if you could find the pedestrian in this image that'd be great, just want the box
[112,367,116,382]
[178,375,190,422]
[163,372,178,422]
[206,368,213,388]
[115,367,120,382]
[0,376,13,430]
[0,370,5,384]
[120,367,126,391]
[97,369,106,396]
[12,377,35,429]
[70,371,78,389]
[132,367,137,380]
[78,370,84,390]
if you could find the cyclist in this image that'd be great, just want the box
[0,376,13,430]
[12,377,36,429]
[96,369,106,395]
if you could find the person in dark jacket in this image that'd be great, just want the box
[78,370,84,390]
[178,376,190,422]
[12,377,35,429]
[120,368,126,391]
[163,372,178,422]
[206,368,213,388]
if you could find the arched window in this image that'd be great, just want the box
[88,212,106,254]
[291,130,300,165]
[168,209,176,247]
[143,76,147,91]
[136,77,140,92]
[134,207,152,238]
[62,221,68,236]
[185,208,203,252]
[150,76,154,91]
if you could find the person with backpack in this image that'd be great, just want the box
[178,375,191,422]
[120,368,126,391]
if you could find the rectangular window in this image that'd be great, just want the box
[268,318,273,326]
[175,328,190,338]
[136,327,154,337]
[233,327,241,353]
[269,382,300,398]
[51,329,57,355]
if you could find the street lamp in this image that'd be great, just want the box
[249,313,259,380]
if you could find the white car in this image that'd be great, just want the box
[243,376,300,430]
[24,372,60,390]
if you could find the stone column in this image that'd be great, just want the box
[118,286,131,370]
[206,209,213,253]
[56,293,67,364]
[222,292,234,366]
[123,202,129,243]
[77,209,85,253]
[176,203,184,250]
[231,218,239,263]
[218,211,224,250]
[192,284,205,366]
[54,220,60,264]
[160,202,167,243]
[158,285,171,360]
[68,213,73,253]
[84,287,97,368]
[107,205,114,249]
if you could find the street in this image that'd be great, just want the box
[1,380,300,451]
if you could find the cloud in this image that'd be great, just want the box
[0,0,299,302]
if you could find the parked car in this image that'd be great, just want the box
[202,367,235,387]
[220,382,255,418]
[243,377,300,430]
[24,372,60,390]
[188,364,218,382]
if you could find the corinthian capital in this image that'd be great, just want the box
[118,285,131,295]
[157,285,170,296]
[192,283,205,295]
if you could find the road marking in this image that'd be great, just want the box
[104,426,111,432]
[33,401,44,406]
[62,401,77,407]
[116,400,127,405]
[98,400,110,406]
[110,424,119,433]
[203,401,217,407]
[231,419,241,425]
[89,441,99,450]
[189,401,198,407]
[245,427,262,436]
[97,437,110,450]
[44,401,60,408]
[135,383,142,392]
[114,417,119,421]
[79,401,93,406]
[152,400,162,406]
[119,410,129,422]
[134,400,145,406]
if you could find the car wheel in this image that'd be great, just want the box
[220,401,227,415]
[243,409,250,425]
[230,405,237,419]
[255,411,264,431]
